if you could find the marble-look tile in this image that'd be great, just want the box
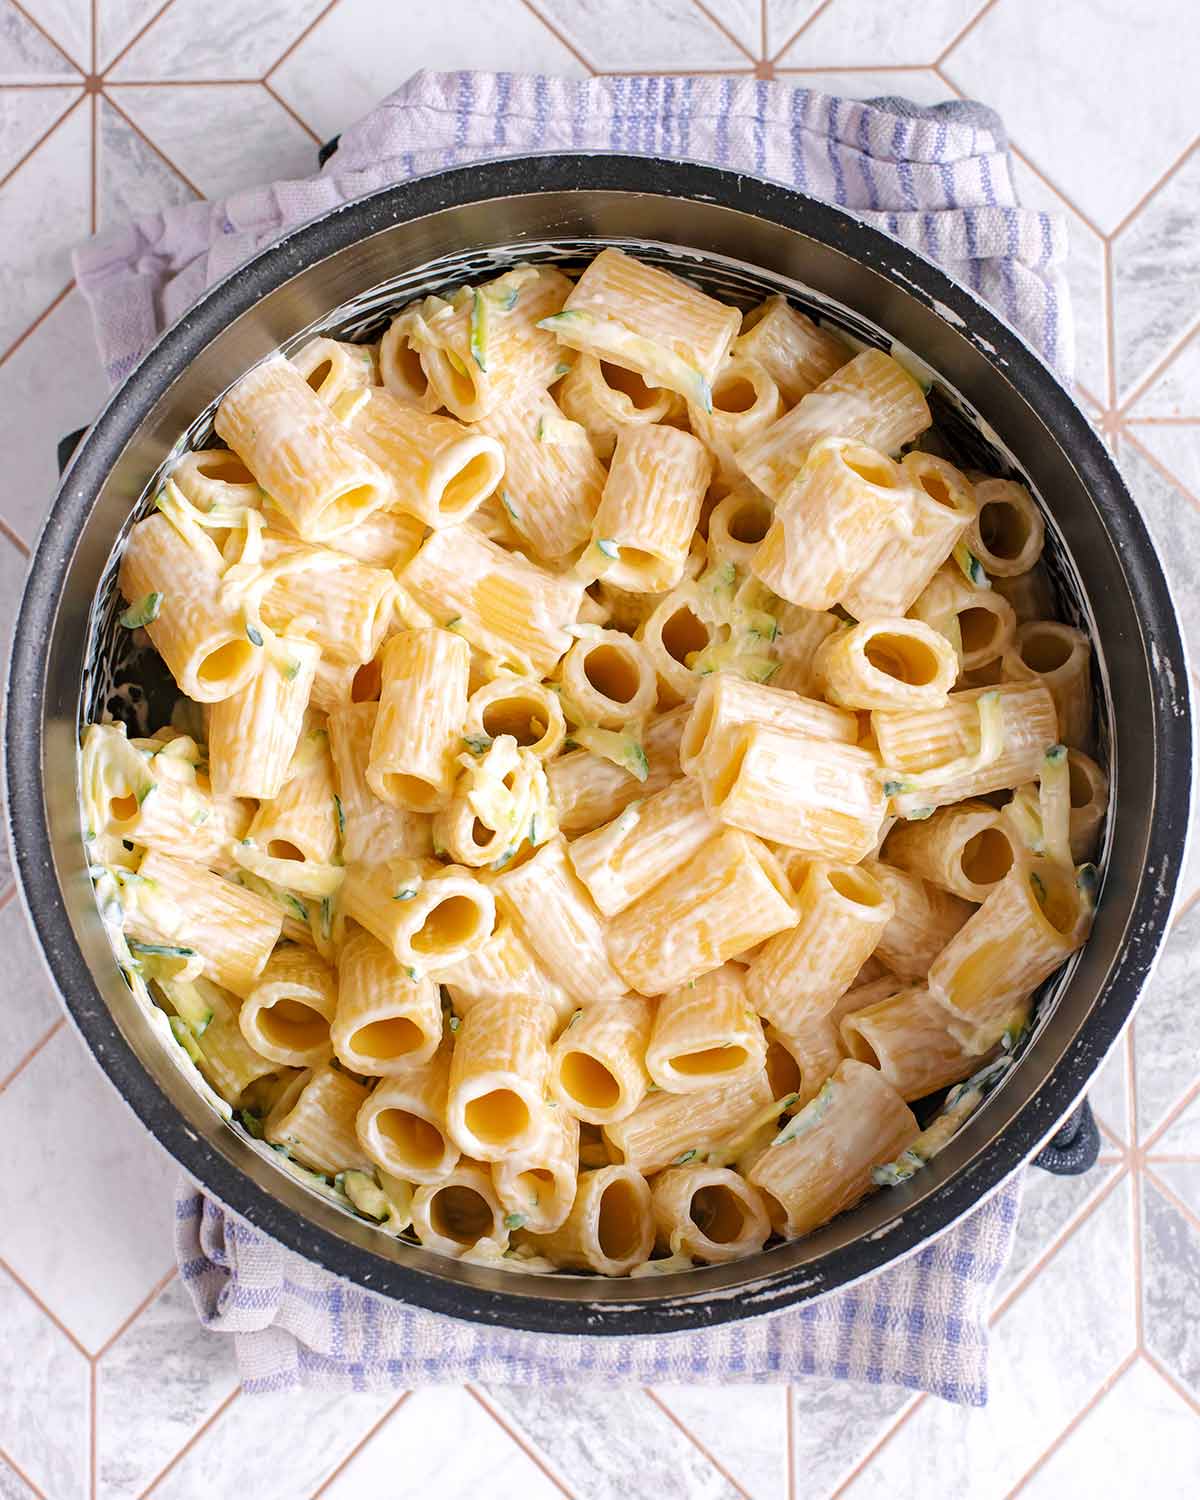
[698,0,761,59]
[998,1163,1121,1298]
[1124,422,1200,503]
[97,0,167,72]
[841,1178,1136,1499]
[107,0,329,80]
[107,84,316,200]
[772,68,953,107]
[0,95,89,354]
[0,898,62,1086]
[943,0,1200,235]
[1116,442,1200,671]
[0,285,108,546]
[96,1275,239,1500]
[0,0,79,78]
[147,1387,396,1499]
[0,1262,90,1500]
[486,1386,742,1499]
[1149,1162,1200,1222]
[1151,1093,1200,1157]
[98,95,195,225]
[18,0,89,71]
[765,0,825,58]
[1009,151,1109,404]
[778,0,982,67]
[0,1457,38,1500]
[1128,897,1200,1143]
[790,1378,916,1497]
[1141,1178,1200,1400]
[0,84,79,177]
[320,1389,564,1500]
[0,536,31,675]
[271,0,586,146]
[654,1385,787,1499]
[1112,144,1200,402]
[1021,1357,1200,1498]
[1087,1035,1131,1145]
[1125,330,1200,418]
[538,0,750,71]
[0,1025,179,1351]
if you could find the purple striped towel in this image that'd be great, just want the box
[77,70,1063,1403]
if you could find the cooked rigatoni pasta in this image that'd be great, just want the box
[85,247,1103,1279]
[213,353,392,541]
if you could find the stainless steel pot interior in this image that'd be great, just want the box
[6,157,1191,1334]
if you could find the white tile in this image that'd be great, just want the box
[1009,150,1109,404]
[942,0,1200,235]
[96,1275,239,1500]
[321,1389,563,1500]
[1117,442,1200,673]
[0,285,108,546]
[0,1262,90,1500]
[654,1385,787,1499]
[1125,330,1200,418]
[486,1386,742,1500]
[772,69,955,107]
[0,897,62,1085]
[97,94,195,225]
[107,0,329,80]
[697,0,761,59]
[149,1386,395,1500]
[539,0,749,71]
[0,83,79,177]
[0,536,30,678]
[0,1457,39,1500]
[841,1178,1137,1500]
[1151,1093,1200,1157]
[1087,1034,1131,1145]
[1129,869,1200,1143]
[0,1025,179,1351]
[17,0,89,72]
[271,0,586,146]
[765,0,825,58]
[1150,1162,1200,1223]
[999,1164,1122,1298]
[107,83,315,201]
[97,0,169,72]
[779,0,982,67]
[790,1378,916,1497]
[1124,422,1200,504]
[1021,1357,1200,1499]
[0,95,90,354]
[1141,1178,1200,1400]
[0,0,80,78]
[1112,144,1200,402]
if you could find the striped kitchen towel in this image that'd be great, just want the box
[74,70,1071,388]
[78,69,1060,1403]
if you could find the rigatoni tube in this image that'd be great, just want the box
[747,1059,918,1238]
[238,945,337,1067]
[492,1104,581,1234]
[812,619,958,712]
[355,1050,459,1184]
[557,352,683,462]
[606,829,796,997]
[526,1164,654,1276]
[367,628,469,812]
[549,704,687,835]
[332,926,442,1074]
[603,1068,775,1174]
[646,965,767,1094]
[410,1162,508,1257]
[556,629,658,729]
[650,1164,771,1263]
[445,993,556,1162]
[264,1064,373,1176]
[679,671,856,777]
[327,702,434,865]
[340,858,495,977]
[209,639,319,800]
[882,799,1017,903]
[550,995,655,1124]
[862,859,974,982]
[1001,620,1093,750]
[967,479,1045,577]
[841,985,985,1102]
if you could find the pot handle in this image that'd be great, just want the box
[1032,1098,1100,1175]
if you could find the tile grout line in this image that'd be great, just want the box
[0,1253,92,1360]
[827,1392,926,1499]
[0,1443,50,1500]
[1105,133,1200,244]
[768,0,836,65]
[261,79,321,145]
[1003,141,1108,243]
[776,62,937,76]
[1141,1346,1200,1420]
[90,87,97,235]
[7,0,87,75]
[1120,426,1200,520]
[262,0,345,80]
[759,0,766,60]
[0,511,32,558]
[517,0,600,76]
[308,1392,413,1497]
[1003,1350,1138,1498]
[136,1388,241,1498]
[100,0,180,79]
[99,90,205,197]
[0,281,74,371]
[1132,1153,1145,1349]
[1143,1164,1200,1242]
[464,1387,582,1500]
[0,90,85,195]
[90,0,96,74]
[105,77,263,87]
[0,1018,65,1094]
[1126,415,1200,424]
[1116,315,1200,417]
[687,0,759,67]
[934,0,1002,66]
[91,1264,179,1362]
[643,1387,755,1500]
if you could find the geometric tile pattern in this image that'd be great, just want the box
[1,2,1198,1494]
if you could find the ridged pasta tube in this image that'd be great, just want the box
[558,352,683,461]
[732,295,848,404]
[841,985,986,1101]
[356,1050,459,1183]
[238,945,338,1067]
[1001,621,1093,751]
[182,980,283,1106]
[439,910,574,1025]
[326,703,433,864]
[169,447,261,513]
[967,479,1045,577]
[446,993,557,1162]
[492,1104,580,1234]
[908,564,1016,672]
[526,1164,654,1276]
[738,350,931,501]
[603,1068,775,1174]
[378,302,442,411]
[771,606,843,696]
[410,1161,508,1257]
[209,639,320,800]
[812,618,958,711]
[550,995,654,1125]
[290,337,377,407]
[264,1064,373,1175]
[636,583,724,704]
[333,926,442,1074]
[764,975,907,1109]
[862,859,974,982]
[255,536,395,666]
[367,628,469,812]
[650,1164,771,1263]
[883,799,1018,903]
[463,676,566,762]
[213,354,392,541]
[993,562,1056,624]
[646,964,767,1094]
[688,357,784,485]
[705,488,775,572]
[246,729,339,866]
[556,629,658,729]
[679,672,856,776]
[340,858,495,977]
[606,829,796,997]
[549,705,688,834]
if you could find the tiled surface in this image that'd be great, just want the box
[0,1,1198,1496]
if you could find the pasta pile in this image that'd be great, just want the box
[82,248,1106,1277]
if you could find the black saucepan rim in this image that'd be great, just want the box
[5,154,1192,1335]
